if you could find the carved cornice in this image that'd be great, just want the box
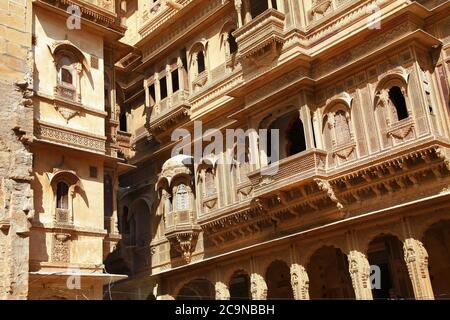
[36,0,124,32]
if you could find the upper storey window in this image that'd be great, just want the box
[388,86,408,121]
[197,51,206,74]
[56,181,69,210]
[58,55,75,87]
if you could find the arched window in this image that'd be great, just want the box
[56,182,69,209]
[389,86,408,121]
[334,110,351,145]
[197,51,206,74]
[286,116,306,157]
[176,184,190,211]
[58,55,74,86]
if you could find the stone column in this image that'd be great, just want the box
[348,250,373,300]
[215,281,230,300]
[250,273,267,300]
[290,263,309,300]
[234,0,243,27]
[403,238,434,300]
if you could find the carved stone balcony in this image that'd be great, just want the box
[248,149,328,197]
[233,9,285,64]
[147,89,191,141]
[164,210,201,264]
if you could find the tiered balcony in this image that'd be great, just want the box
[147,89,191,140]
[233,9,285,61]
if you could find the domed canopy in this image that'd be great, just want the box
[157,155,194,190]
[162,154,193,173]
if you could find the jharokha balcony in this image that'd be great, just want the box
[233,8,285,62]
[147,89,191,141]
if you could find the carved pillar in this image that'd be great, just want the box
[234,0,243,27]
[290,264,310,300]
[250,273,267,300]
[267,0,272,9]
[403,238,434,300]
[348,250,373,300]
[215,282,230,300]
[166,65,173,97]
[248,119,261,171]
[75,62,82,103]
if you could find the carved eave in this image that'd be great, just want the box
[147,105,191,141]
[233,9,285,64]
[328,142,450,211]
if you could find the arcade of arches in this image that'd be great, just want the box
[171,219,450,300]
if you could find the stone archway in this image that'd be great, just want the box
[307,246,355,299]
[265,260,294,300]
[367,234,414,299]
[177,278,215,300]
[229,270,251,300]
[423,220,450,299]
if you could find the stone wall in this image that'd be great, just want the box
[0,0,34,299]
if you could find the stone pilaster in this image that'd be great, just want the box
[250,273,267,300]
[348,250,373,300]
[403,238,434,300]
[215,281,230,300]
[290,263,309,300]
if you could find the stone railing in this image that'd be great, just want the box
[233,8,285,59]
[248,149,328,196]
[151,89,190,122]
[35,121,106,153]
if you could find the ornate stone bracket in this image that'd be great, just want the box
[314,178,345,213]
[167,229,201,263]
